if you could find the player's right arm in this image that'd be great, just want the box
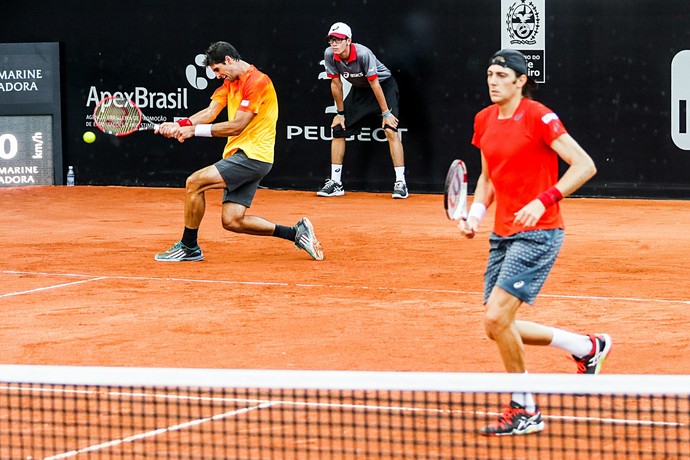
[459,152,493,238]
[330,78,346,130]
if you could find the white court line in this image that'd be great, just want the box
[2,269,689,305]
[44,401,278,459]
[0,276,107,298]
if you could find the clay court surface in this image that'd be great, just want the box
[1,185,689,375]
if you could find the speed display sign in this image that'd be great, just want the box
[0,115,54,186]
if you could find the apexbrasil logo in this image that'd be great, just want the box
[85,86,189,110]
[82,54,215,129]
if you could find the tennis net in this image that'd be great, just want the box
[1,365,688,459]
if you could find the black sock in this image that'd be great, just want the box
[181,227,199,248]
[273,224,297,241]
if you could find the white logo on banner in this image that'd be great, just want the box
[501,0,546,84]
[506,1,541,45]
[671,50,690,150]
[186,54,216,90]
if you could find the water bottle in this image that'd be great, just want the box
[66,166,75,186]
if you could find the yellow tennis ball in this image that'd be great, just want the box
[83,131,96,144]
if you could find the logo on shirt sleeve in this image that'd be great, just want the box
[541,112,559,124]
[241,99,250,107]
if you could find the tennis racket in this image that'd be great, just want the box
[93,96,159,136]
[444,159,468,221]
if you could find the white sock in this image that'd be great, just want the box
[549,327,593,358]
[331,164,343,183]
[394,166,405,183]
[511,372,536,412]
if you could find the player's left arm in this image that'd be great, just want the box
[549,133,597,196]
[368,77,398,129]
[514,133,597,227]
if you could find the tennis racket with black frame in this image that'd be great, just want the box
[93,96,159,137]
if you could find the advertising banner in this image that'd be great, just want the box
[0,42,62,186]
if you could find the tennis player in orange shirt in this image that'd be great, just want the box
[155,41,323,262]
[459,49,612,436]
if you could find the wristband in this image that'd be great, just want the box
[194,124,213,137]
[381,109,392,118]
[467,202,487,222]
[336,112,345,117]
[177,118,192,127]
[536,186,563,208]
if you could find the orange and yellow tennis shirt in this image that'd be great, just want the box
[210,65,278,164]
[472,97,567,237]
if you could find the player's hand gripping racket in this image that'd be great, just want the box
[93,96,159,136]
[444,159,475,238]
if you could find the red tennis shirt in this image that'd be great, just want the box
[472,97,567,237]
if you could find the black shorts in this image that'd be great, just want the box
[332,77,400,139]
[213,150,272,208]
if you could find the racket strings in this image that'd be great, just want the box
[444,160,469,221]
[94,98,142,135]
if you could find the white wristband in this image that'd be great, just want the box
[467,202,487,222]
[194,124,213,137]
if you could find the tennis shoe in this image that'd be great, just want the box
[294,217,324,261]
[574,333,612,374]
[479,401,545,436]
[392,181,409,199]
[154,241,204,262]
[317,179,345,197]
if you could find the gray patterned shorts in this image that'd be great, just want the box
[484,229,565,305]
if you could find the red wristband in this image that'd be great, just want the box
[536,186,563,208]
[177,118,192,127]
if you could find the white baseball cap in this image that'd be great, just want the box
[327,22,352,39]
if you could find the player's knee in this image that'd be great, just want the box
[221,216,242,233]
[483,309,505,341]
[185,172,204,192]
[384,128,401,145]
[332,126,348,138]
[484,320,497,341]
[384,126,398,137]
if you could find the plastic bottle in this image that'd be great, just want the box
[66,166,75,186]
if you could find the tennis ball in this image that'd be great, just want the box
[83,131,96,144]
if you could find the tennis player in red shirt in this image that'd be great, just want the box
[460,49,612,436]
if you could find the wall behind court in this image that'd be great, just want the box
[2,1,689,197]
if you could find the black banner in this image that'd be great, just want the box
[0,42,62,185]
[3,1,690,197]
